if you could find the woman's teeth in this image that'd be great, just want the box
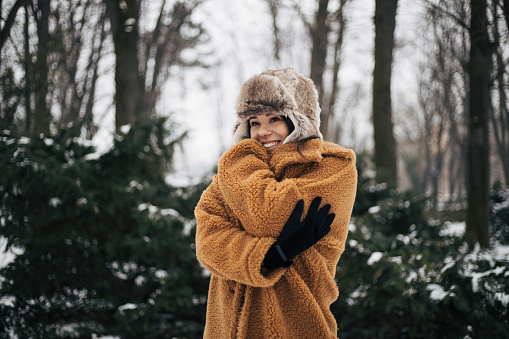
[263,141,279,148]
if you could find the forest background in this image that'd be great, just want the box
[0,0,508,338]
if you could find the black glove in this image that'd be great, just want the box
[263,197,335,270]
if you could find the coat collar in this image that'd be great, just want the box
[268,138,323,177]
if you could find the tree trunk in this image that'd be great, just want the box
[104,0,145,129]
[373,0,398,186]
[491,1,509,185]
[466,0,492,248]
[327,0,348,143]
[34,0,51,134]
[24,3,32,133]
[309,0,329,137]
[267,0,281,62]
[83,9,107,139]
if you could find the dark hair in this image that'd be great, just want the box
[297,136,319,159]
[246,115,295,138]
[281,116,295,134]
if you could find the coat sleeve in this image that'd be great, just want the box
[194,175,287,287]
[216,139,357,246]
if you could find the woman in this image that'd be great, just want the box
[195,68,357,338]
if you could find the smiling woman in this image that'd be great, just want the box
[194,68,358,338]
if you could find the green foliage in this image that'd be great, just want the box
[351,152,393,216]
[0,68,24,132]
[491,181,509,245]
[0,118,209,338]
[333,169,509,338]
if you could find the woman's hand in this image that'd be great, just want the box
[262,197,334,270]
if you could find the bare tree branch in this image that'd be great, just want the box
[290,0,312,35]
[265,0,281,61]
[423,0,469,29]
[502,0,509,30]
[328,0,348,142]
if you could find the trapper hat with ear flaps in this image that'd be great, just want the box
[233,68,323,144]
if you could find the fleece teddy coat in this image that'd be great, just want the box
[195,138,357,338]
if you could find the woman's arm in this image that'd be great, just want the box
[216,139,357,242]
[194,176,287,287]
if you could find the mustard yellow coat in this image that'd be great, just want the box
[195,138,357,338]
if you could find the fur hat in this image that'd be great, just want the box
[233,68,323,144]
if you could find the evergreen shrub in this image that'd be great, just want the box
[333,157,509,338]
[491,181,509,245]
[0,118,209,338]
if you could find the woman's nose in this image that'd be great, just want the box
[259,124,272,136]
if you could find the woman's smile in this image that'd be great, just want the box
[262,141,280,148]
[261,140,283,153]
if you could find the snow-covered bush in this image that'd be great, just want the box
[0,119,209,338]
[491,182,509,245]
[333,179,509,338]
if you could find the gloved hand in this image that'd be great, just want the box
[263,197,335,270]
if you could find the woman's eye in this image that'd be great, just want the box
[270,117,281,123]
[250,121,259,127]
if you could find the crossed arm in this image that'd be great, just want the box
[194,139,357,287]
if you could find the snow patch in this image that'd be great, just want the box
[120,124,131,134]
[440,221,465,237]
[155,269,168,280]
[470,266,506,293]
[440,260,456,274]
[0,296,15,307]
[388,256,402,265]
[84,151,103,161]
[494,245,509,258]
[367,252,383,265]
[348,223,356,232]
[368,206,380,214]
[495,292,509,307]
[118,303,137,314]
[18,137,30,144]
[0,238,21,269]
[427,284,455,300]
[49,197,62,207]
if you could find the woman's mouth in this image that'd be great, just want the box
[262,141,281,152]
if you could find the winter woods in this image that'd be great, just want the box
[1,0,508,337]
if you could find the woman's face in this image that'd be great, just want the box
[249,113,290,153]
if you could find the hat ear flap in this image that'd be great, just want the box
[284,110,312,143]
[233,119,250,143]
